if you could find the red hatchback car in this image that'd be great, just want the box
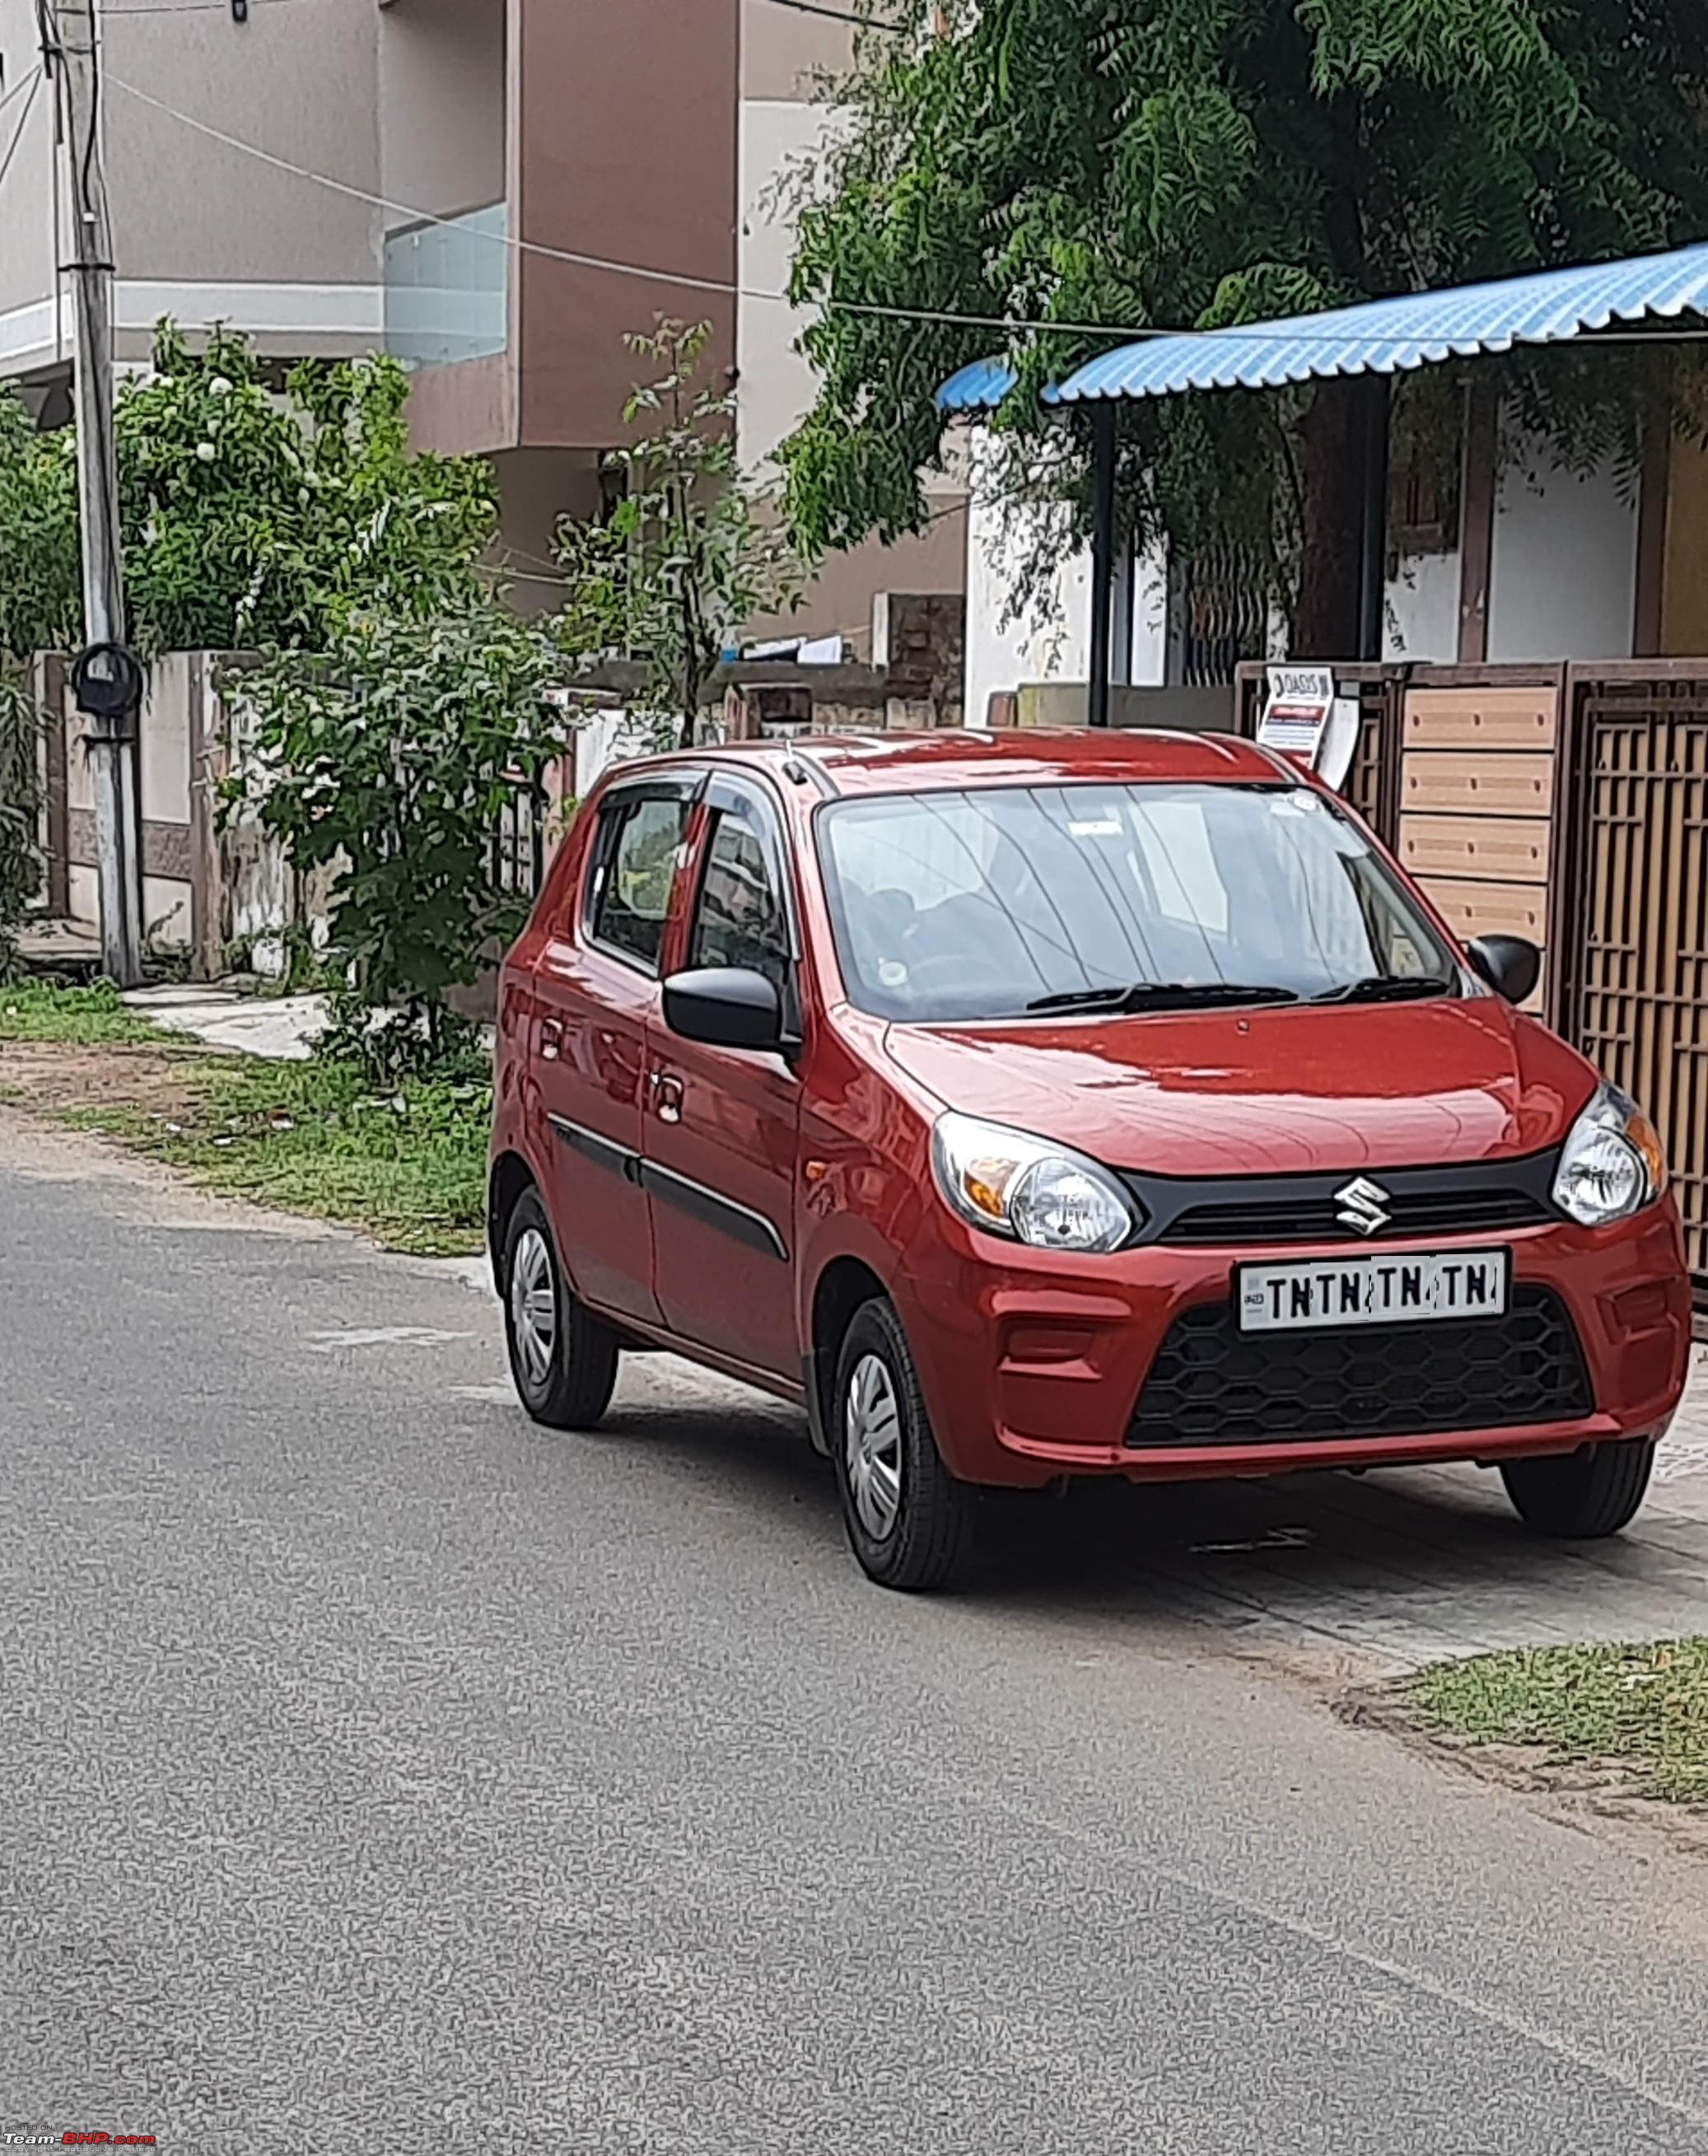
[488,730,1692,1591]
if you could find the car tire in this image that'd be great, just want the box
[1500,1439,1657,1538]
[502,1188,619,1430]
[832,1299,978,1593]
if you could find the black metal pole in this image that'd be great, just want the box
[1088,402,1118,727]
[1358,373,1392,663]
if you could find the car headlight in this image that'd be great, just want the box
[1552,1084,1668,1228]
[930,1112,1138,1253]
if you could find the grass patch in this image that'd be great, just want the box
[1,983,489,1257]
[1402,1637,1708,1804]
[0,979,167,1044]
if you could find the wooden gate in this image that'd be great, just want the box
[1398,665,1562,1020]
[1556,665,1708,1299]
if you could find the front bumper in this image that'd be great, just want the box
[897,1202,1692,1489]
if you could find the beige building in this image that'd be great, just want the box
[0,0,963,649]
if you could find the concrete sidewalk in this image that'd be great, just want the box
[122,984,331,1061]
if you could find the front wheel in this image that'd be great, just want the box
[1500,1439,1656,1538]
[502,1189,619,1430]
[833,1300,978,1593]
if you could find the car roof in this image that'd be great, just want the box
[633,728,1292,798]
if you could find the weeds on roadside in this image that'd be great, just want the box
[1403,1636,1708,1805]
[0,979,166,1045]
[2,982,490,1256]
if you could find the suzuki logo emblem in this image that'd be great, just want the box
[1335,1176,1393,1236]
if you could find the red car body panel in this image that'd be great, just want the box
[491,730,1692,1491]
[882,1000,1596,1178]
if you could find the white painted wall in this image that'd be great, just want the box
[964,465,1171,725]
[1384,548,1462,661]
[964,489,1087,727]
[1488,444,1637,663]
[1130,551,1170,684]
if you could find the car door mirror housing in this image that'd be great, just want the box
[663,967,786,1053]
[1466,934,1541,1006]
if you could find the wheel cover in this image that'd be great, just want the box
[511,1226,558,1387]
[845,1352,903,1542]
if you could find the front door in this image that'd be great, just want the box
[535,774,698,1327]
[644,774,803,1380]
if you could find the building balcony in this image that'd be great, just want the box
[383,201,509,371]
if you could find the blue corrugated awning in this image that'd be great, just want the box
[937,356,1020,411]
[935,239,1708,413]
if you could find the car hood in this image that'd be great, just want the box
[882,1000,1594,1176]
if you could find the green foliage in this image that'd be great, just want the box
[234,600,571,1077]
[79,1057,492,1258]
[0,668,43,979]
[0,986,488,1254]
[0,394,80,660]
[0,324,497,662]
[1405,1636,1708,1805]
[554,321,804,746]
[782,0,1708,635]
[0,978,164,1043]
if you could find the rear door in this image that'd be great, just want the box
[642,773,805,1381]
[534,772,699,1326]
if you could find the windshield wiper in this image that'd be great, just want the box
[1024,982,1304,1015]
[1310,973,1456,1006]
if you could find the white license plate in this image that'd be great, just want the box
[1237,1250,1510,1333]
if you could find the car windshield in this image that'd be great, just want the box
[816,780,1462,1024]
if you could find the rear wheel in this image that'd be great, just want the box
[832,1300,978,1593]
[502,1188,619,1430]
[1500,1439,1656,1538]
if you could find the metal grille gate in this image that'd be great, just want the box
[1559,669,1708,1298]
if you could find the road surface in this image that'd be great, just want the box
[4,1110,1708,2154]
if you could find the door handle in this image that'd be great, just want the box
[655,1074,684,1125]
[540,1017,563,1062]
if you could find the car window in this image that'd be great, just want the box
[688,800,792,992]
[586,792,693,973]
[816,782,1459,1023]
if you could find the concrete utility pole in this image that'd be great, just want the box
[50,0,142,984]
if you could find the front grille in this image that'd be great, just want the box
[1120,1152,1560,1249]
[1163,1187,1552,1246]
[1127,1286,1593,1449]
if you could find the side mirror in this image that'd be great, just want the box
[1466,934,1541,1007]
[663,966,785,1053]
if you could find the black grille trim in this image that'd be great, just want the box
[1121,1150,1560,1249]
[1127,1285,1594,1450]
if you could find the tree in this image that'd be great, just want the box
[782,1,1708,653]
[0,324,509,1017]
[0,323,497,662]
[0,671,40,981]
[554,321,803,745]
[234,600,572,1075]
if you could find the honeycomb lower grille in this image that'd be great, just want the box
[1127,1286,1593,1449]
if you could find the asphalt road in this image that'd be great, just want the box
[6,1113,1708,2154]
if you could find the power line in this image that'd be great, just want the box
[763,0,906,28]
[97,0,313,13]
[94,0,905,21]
[100,70,1181,341]
[97,69,1708,358]
[0,68,42,197]
[0,62,43,116]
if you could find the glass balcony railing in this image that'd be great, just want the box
[383,200,508,371]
